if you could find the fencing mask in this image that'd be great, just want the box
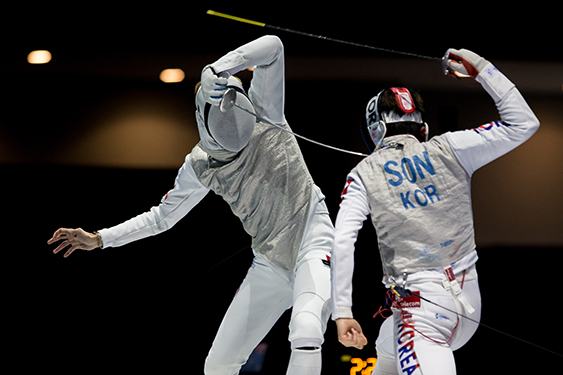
[365,87,428,150]
[195,74,256,154]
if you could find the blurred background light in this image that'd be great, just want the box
[27,50,52,64]
[160,68,185,83]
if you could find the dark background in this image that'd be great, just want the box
[3,4,562,374]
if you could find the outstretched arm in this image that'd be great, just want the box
[48,154,209,257]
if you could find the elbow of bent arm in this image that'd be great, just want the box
[501,89,541,141]
[529,112,540,135]
[519,106,541,142]
[263,35,283,54]
[254,35,284,67]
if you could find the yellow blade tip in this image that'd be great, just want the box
[206,10,266,27]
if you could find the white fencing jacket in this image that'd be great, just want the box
[331,64,540,320]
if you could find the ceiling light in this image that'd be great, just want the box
[27,50,52,64]
[160,68,185,83]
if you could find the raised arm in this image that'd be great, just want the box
[443,48,540,176]
[206,35,286,124]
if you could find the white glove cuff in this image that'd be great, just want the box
[476,63,516,103]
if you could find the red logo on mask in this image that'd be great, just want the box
[390,87,415,114]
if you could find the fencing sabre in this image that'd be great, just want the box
[207,10,471,78]
[220,88,370,157]
[207,10,443,63]
[207,10,458,156]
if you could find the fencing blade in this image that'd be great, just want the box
[219,89,369,157]
[207,10,442,62]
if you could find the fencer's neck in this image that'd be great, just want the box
[199,143,239,163]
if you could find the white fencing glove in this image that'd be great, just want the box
[443,48,489,78]
[200,66,228,106]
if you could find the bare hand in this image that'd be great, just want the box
[335,318,368,349]
[48,228,99,258]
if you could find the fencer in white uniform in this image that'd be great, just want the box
[330,49,539,375]
[48,36,333,375]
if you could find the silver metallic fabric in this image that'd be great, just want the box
[190,120,313,270]
[353,134,476,278]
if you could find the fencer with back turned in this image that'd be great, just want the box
[331,48,539,375]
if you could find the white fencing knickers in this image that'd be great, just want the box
[204,187,333,375]
[373,267,481,375]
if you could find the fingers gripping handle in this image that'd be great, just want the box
[443,48,490,78]
[442,49,471,77]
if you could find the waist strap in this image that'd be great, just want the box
[442,266,475,314]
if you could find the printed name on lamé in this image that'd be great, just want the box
[383,151,441,210]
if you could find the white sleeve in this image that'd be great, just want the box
[445,63,540,176]
[210,35,285,125]
[331,172,370,320]
[98,154,210,248]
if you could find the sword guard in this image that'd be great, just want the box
[219,88,237,113]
